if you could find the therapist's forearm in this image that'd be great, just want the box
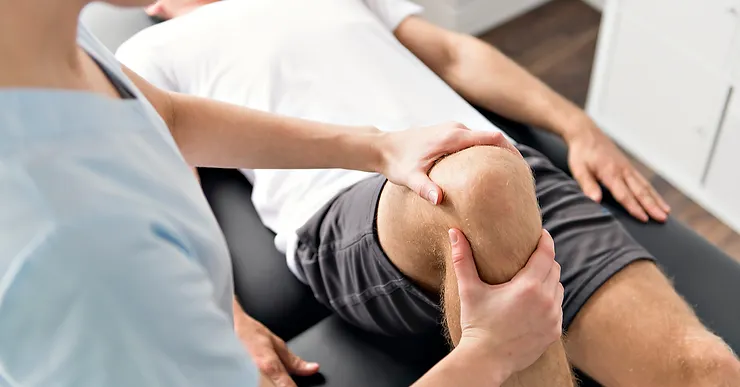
[412,343,509,387]
[169,92,383,171]
[122,64,383,171]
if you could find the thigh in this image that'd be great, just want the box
[295,175,441,336]
[521,145,654,329]
[564,260,718,386]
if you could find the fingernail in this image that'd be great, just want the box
[448,229,458,244]
[306,362,319,369]
[428,190,439,205]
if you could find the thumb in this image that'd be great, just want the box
[288,356,320,377]
[571,163,602,203]
[273,337,319,376]
[449,229,483,298]
[409,172,443,205]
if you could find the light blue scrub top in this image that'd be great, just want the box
[0,25,259,386]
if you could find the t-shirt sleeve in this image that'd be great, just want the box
[0,215,260,387]
[363,0,424,31]
[116,35,178,92]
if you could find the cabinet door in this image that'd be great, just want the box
[593,15,731,183]
[732,0,740,86]
[704,92,740,231]
[620,0,739,72]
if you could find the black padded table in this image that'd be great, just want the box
[200,111,740,387]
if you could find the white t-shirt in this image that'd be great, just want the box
[117,0,507,281]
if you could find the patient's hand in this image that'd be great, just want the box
[233,299,319,387]
[567,125,670,223]
[379,122,520,205]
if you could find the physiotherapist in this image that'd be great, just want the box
[0,1,564,386]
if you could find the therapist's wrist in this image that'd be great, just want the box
[344,126,385,174]
[450,341,513,385]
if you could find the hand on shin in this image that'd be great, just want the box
[449,228,564,379]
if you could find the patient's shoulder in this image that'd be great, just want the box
[116,22,181,90]
[116,22,173,63]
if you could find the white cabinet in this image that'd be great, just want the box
[589,0,740,232]
[620,0,738,70]
[595,16,729,182]
[705,94,740,228]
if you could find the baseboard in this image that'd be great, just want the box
[582,0,605,11]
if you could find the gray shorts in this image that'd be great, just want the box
[294,145,655,336]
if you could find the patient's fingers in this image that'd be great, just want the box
[571,162,602,203]
[256,352,296,387]
[603,174,648,222]
[513,230,555,283]
[273,336,320,376]
[624,170,667,222]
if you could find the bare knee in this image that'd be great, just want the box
[377,145,542,291]
[429,145,542,284]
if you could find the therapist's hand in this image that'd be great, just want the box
[380,123,520,205]
[234,301,319,387]
[450,228,564,380]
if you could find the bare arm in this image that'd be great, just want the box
[121,65,512,205]
[395,17,670,222]
[412,343,508,387]
[123,66,383,171]
[394,16,587,140]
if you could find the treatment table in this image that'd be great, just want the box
[83,5,740,385]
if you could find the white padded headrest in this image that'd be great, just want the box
[80,3,156,52]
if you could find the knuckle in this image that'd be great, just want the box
[540,293,554,309]
[449,121,467,130]
[440,134,459,148]
[451,251,465,264]
[259,358,282,376]
[255,335,273,347]
[273,336,287,349]
[520,281,540,299]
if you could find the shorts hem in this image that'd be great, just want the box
[563,250,656,330]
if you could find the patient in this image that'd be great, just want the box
[118,0,740,385]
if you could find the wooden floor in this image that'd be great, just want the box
[480,0,740,263]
